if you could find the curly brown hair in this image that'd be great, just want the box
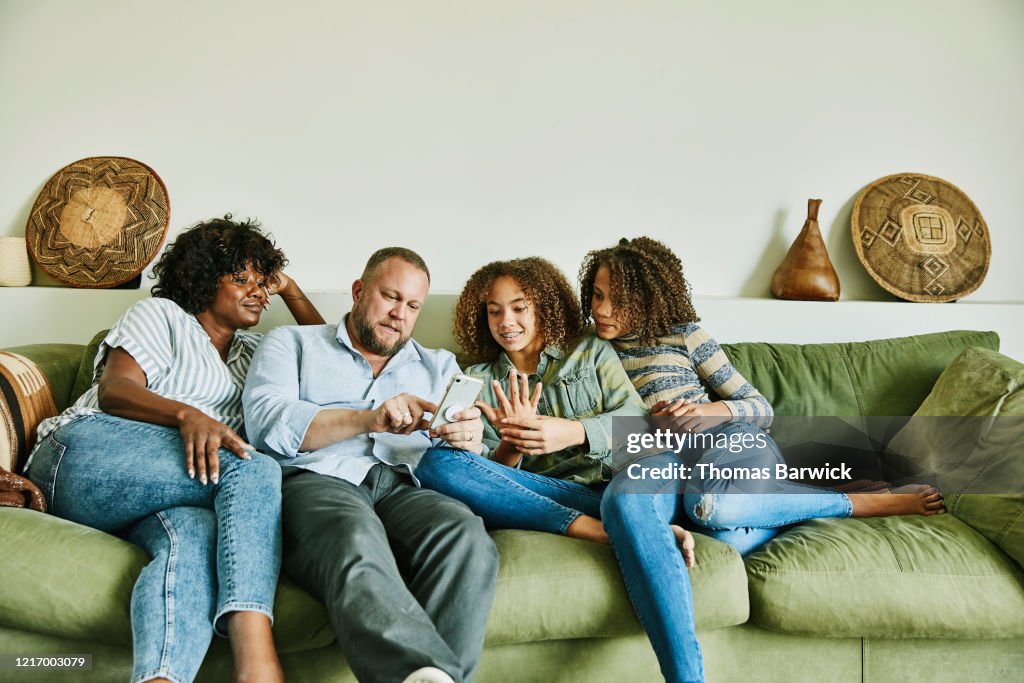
[151,215,286,314]
[454,257,586,365]
[579,236,700,346]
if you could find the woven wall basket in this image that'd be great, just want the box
[26,157,170,288]
[851,173,990,303]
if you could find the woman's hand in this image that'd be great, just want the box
[264,270,326,325]
[498,415,586,456]
[651,399,731,433]
[263,270,291,299]
[476,368,541,426]
[177,407,253,485]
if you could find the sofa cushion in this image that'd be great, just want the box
[485,528,748,645]
[0,506,747,651]
[745,515,1024,638]
[70,329,109,406]
[723,330,999,418]
[885,345,1024,567]
[3,344,83,413]
[909,346,1024,417]
[1,351,58,474]
[0,507,333,653]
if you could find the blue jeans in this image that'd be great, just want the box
[415,447,704,683]
[28,413,283,683]
[417,431,854,683]
[679,422,853,555]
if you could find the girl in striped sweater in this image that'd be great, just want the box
[579,237,946,556]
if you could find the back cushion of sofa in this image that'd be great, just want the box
[721,331,1000,474]
[722,330,1000,417]
[70,330,110,405]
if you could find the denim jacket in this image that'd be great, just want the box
[464,332,646,485]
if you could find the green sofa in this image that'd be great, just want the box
[2,328,1023,682]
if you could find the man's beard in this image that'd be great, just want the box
[351,306,411,357]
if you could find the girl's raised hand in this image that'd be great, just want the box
[476,368,542,426]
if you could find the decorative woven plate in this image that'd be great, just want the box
[26,157,170,288]
[851,173,990,302]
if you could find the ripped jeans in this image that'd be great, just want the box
[630,421,853,555]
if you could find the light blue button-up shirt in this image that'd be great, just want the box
[242,316,461,485]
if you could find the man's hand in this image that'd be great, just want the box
[431,406,485,454]
[651,399,731,433]
[367,393,437,435]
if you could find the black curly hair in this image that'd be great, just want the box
[150,215,287,314]
[579,236,700,347]
[454,257,586,365]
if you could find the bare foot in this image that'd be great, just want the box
[670,524,696,568]
[566,515,610,544]
[228,612,284,683]
[834,479,891,493]
[848,485,946,517]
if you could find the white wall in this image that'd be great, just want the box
[2,1,1022,342]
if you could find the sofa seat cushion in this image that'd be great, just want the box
[485,528,748,645]
[1,507,747,652]
[0,508,333,653]
[745,515,1024,638]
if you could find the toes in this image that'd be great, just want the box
[670,525,696,568]
[681,534,696,569]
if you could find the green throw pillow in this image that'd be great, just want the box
[886,346,1024,568]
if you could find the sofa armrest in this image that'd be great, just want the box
[3,343,86,411]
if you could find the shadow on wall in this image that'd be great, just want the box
[739,209,790,298]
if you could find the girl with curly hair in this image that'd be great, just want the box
[415,257,704,683]
[581,236,946,534]
[27,215,324,683]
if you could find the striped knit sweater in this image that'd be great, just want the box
[611,322,773,426]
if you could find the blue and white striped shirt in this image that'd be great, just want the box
[29,297,260,468]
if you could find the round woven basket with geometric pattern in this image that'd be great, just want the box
[26,156,170,288]
[851,173,990,303]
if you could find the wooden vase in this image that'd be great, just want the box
[770,198,840,301]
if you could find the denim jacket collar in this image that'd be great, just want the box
[496,344,564,377]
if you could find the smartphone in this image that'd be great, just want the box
[429,374,485,430]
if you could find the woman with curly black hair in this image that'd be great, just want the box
[581,236,944,537]
[415,257,705,683]
[572,237,946,683]
[27,215,324,683]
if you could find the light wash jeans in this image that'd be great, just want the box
[415,424,853,683]
[677,421,853,555]
[28,413,282,683]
